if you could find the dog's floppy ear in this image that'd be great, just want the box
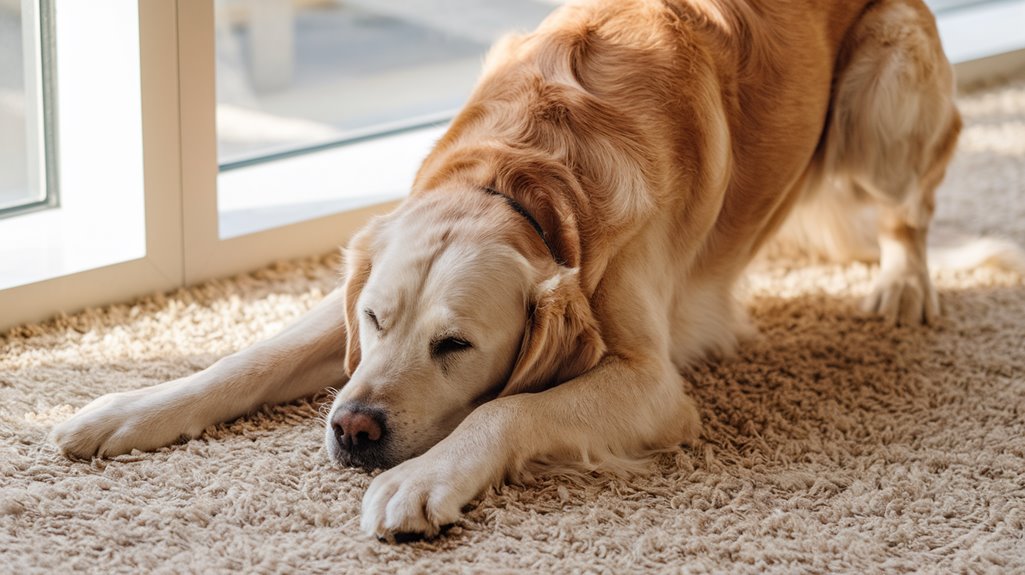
[341,224,378,377]
[501,267,605,396]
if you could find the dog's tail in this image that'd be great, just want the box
[928,236,1025,274]
[765,185,1025,275]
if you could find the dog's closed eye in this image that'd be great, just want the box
[365,309,382,332]
[431,337,472,357]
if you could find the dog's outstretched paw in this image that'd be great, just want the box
[51,388,197,459]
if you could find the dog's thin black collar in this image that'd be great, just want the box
[481,186,565,266]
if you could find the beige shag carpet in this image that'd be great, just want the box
[3,74,1025,573]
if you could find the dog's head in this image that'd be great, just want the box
[324,190,604,469]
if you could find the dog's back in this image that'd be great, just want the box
[415,0,959,343]
[414,0,880,282]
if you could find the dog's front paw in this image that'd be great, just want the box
[863,266,939,326]
[360,454,489,542]
[51,388,196,459]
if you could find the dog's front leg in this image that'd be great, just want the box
[52,288,348,458]
[360,355,701,541]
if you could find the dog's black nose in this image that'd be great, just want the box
[331,406,385,452]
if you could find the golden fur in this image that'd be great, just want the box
[54,0,972,542]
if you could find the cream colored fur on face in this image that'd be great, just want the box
[325,199,537,467]
[47,0,1021,542]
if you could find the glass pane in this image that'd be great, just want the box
[927,0,996,13]
[0,1,42,211]
[0,0,144,290]
[215,0,560,167]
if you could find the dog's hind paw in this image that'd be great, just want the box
[862,266,940,326]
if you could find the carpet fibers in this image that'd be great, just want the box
[3,76,1025,574]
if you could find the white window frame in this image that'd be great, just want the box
[0,1,182,330]
[7,0,52,215]
[0,0,407,330]
[1,0,1023,332]
[177,0,401,285]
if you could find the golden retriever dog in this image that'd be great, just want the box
[54,0,968,540]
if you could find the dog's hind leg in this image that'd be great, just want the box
[822,0,961,325]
